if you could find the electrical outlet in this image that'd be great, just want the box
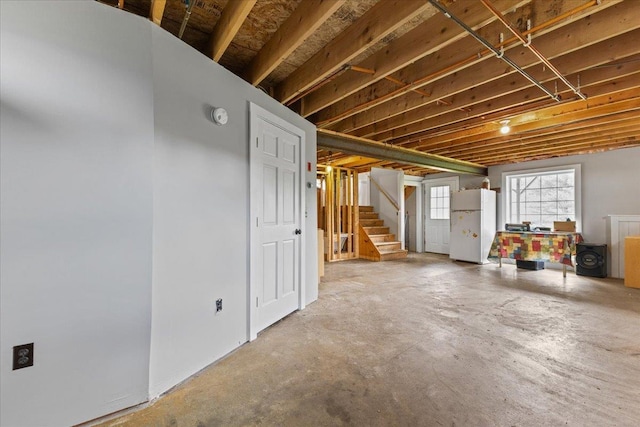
[13,343,34,370]
[216,298,223,312]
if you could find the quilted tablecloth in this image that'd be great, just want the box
[488,231,583,266]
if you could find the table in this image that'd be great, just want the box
[488,231,583,277]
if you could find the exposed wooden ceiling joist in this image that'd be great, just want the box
[329,1,640,136]
[372,38,640,143]
[209,0,257,62]
[369,56,640,144]
[149,0,166,25]
[314,0,623,128]
[274,0,431,104]
[245,0,346,86]
[301,0,532,117]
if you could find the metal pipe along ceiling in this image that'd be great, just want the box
[480,0,588,100]
[179,0,195,39]
[427,0,561,102]
[317,129,488,176]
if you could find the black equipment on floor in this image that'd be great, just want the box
[576,243,607,278]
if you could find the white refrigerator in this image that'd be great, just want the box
[449,189,496,264]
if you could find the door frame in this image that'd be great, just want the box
[404,175,423,253]
[249,103,306,341]
[423,176,459,254]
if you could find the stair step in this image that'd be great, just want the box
[359,205,374,212]
[379,249,408,261]
[359,212,379,219]
[375,241,402,251]
[368,234,397,243]
[364,226,390,235]
[360,219,384,226]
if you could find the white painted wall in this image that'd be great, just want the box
[1,2,154,426]
[149,25,317,396]
[358,172,371,206]
[1,1,318,425]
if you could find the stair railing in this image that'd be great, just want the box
[369,175,400,212]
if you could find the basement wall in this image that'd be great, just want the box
[457,146,640,244]
[0,1,317,425]
[148,23,318,398]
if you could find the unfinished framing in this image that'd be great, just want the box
[318,166,359,262]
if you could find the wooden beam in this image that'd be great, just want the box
[209,0,257,62]
[149,0,166,25]
[468,134,640,164]
[326,1,640,134]
[118,0,124,10]
[385,59,640,146]
[274,0,431,104]
[440,121,640,159]
[409,89,640,150]
[315,0,621,127]
[245,0,345,86]
[371,43,640,143]
[425,111,640,156]
[357,27,640,141]
[317,129,487,175]
[301,0,532,116]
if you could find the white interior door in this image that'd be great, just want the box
[424,177,459,254]
[250,104,304,338]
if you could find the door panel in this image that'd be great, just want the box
[424,177,459,254]
[254,117,301,334]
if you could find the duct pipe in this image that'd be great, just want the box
[481,0,587,100]
[427,0,560,102]
[179,0,195,39]
[317,129,487,176]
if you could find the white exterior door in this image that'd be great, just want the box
[424,177,459,254]
[250,104,304,338]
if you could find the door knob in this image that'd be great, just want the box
[295,229,302,235]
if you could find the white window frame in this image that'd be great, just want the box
[429,185,451,220]
[501,164,582,232]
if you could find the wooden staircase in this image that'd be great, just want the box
[358,206,408,261]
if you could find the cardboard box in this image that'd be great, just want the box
[554,221,576,232]
[625,236,640,288]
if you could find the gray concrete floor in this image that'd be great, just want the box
[104,253,640,426]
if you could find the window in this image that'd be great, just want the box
[430,185,450,220]
[503,165,581,230]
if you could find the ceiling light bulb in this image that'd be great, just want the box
[500,120,511,134]
[326,165,332,172]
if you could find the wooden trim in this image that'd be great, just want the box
[118,0,124,10]
[274,0,430,104]
[245,0,345,86]
[209,0,257,62]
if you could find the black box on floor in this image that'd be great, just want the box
[516,260,545,270]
